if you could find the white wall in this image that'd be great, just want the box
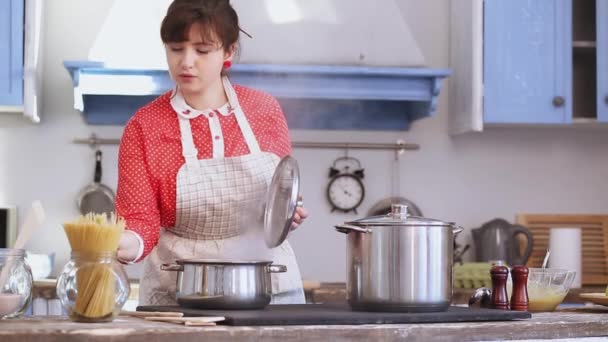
[1,0,608,282]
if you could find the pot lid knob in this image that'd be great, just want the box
[390,204,409,219]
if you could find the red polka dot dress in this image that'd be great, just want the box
[115,83,291,259]
[116,78,305,305]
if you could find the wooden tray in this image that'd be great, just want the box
[137,304,530,326]
[579,293,608,306]
[516,214,608,285]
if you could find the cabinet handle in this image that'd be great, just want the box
[552,96,565,107]
[604,95,608,106]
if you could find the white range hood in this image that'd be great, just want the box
[233,0,426,67]
[86,0,426,69]
[66,0,449,130]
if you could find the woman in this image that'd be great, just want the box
[115,0,308,305]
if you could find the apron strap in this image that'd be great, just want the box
[177,117,202,184]
[174,77,264,184]
[222,77,262,154]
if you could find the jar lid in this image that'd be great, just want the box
[344,204,454,227]
[263,156,300,248]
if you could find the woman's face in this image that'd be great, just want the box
[165,23,233,96]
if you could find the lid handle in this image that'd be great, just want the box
[268,264,288,273]
[391,204,409,219]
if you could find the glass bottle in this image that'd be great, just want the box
[0,248,33,318]
[56,251,130,322]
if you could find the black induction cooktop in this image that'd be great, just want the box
[137,303,531,326]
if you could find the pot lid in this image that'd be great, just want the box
[264,156,300,248]
[345,204,454,227]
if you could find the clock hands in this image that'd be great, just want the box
[337,183,353,197]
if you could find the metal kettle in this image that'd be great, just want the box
[471,218,533,266]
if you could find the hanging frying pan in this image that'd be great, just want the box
[367,196,422,217]
[367,146,423,217]
[76,150,115,216]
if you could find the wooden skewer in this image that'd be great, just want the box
[145,317,215,327]
[120,310,184,318]
[184,321,217,326]
[144,316,225,323]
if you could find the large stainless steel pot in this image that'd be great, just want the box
[161,259,287,309]
[335,204,463,312]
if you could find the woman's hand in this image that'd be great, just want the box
[117,231,140,263]
[290,201,309,231]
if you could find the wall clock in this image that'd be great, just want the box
[327,157,365,214]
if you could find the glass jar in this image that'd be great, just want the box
[56,251,130,322]
[0,248,33,318]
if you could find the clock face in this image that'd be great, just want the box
[327,174,364,212]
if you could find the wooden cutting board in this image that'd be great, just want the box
[516,214,608,285]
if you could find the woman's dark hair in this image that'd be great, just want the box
[160,0,240,51]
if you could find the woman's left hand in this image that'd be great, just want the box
[290,203,309,231]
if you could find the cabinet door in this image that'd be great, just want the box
[483,0,572,124]
[0,0,24,106]
[598,0,608,122]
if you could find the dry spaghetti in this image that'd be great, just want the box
[62,213,125,320]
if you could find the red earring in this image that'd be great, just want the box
[223,61,232,69]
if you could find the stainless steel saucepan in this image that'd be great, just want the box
[161,259,287,309]
[335,204,463,312]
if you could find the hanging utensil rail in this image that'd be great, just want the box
[73,134,420,152]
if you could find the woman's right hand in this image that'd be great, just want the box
[117,231,141,263]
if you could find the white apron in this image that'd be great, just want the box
[139,77,305,306]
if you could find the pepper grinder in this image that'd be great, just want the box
[510,265,529,311]
[490,265,509,310]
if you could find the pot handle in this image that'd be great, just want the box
[268,264,287,273]
[335,224,372,234]
[160,263,184,272]
[452,225,464,235]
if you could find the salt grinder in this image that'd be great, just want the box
[490,265,509,310]
[510,265,529,311]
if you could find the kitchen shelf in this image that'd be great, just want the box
[64,61,450,131]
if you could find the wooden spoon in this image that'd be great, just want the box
[120,310,184,318]
[13,201,46,250]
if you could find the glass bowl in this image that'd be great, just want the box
[525,268,576,312]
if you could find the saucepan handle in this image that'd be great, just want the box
[268,264,287,273]
[452,225,464,235]
[160,264,184,272]
[334,224,372,234]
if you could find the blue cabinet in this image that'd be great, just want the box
[449,0,607,133]
[0,0,24,107]
[483,0,572,124]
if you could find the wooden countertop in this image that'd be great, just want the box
[2,308,608,342]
